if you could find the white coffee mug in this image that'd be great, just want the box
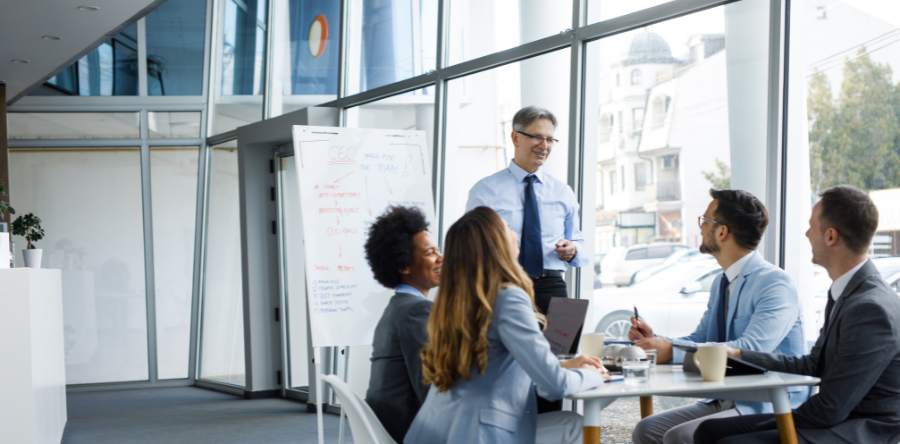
[581,333,605,358]
[693,344,728,382]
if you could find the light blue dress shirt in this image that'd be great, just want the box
[465,160,588,271]
[394,283,425,299]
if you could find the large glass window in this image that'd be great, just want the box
[8,113,140,139]
[448,0,571,65]
[345,0,437,95]
[145,0,207,96]
[43,25,139,96]
[148,112,203,138]
[199,140,246,385]
[212,0,267,134]
[798,0,900,334]
[150,147,200,380]
[586,0,673,24]
[9,148,149,384]
[583,1,770,340]
[442,49,571,240]
[269,0,341,117]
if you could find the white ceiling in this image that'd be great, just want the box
[0,0,167,104]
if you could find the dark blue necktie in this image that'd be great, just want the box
[520,175,543,277]
[716,274,730,342]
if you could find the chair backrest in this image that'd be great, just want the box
[321,374,397,444]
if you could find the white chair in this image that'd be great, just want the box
[321,374,398,444]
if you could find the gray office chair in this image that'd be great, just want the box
[321,374,397,444]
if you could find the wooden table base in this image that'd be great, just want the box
[583,426,600,444]
[640,396,653,418]
[775,412,798,444]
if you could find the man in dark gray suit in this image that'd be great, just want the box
[363,206,441,442]
[694,185,900,444]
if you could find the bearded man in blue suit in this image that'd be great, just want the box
[629,189,809,444]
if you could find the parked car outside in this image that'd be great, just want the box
[810,256,900,331]
[588,258,722,341]
[598,242,692,287]
[630,248,706,285]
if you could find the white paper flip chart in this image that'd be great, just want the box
[292,126,436,348]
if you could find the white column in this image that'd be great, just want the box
[518,0,570,182]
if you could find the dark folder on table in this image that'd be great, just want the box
[543,298,590,356]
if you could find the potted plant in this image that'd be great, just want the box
[11,213,44,268]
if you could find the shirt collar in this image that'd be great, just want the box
[508,159,544,184]
[395,283,426,299]
[830,259,867,301]
[724,250,756,283]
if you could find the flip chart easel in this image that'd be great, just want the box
[291,126,436,444]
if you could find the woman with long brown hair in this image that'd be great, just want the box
[404,206,608,444]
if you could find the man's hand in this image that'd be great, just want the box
[555,239,576,262]
[726,346,741,360]
[628,316,655,340]
[635,337,674,364]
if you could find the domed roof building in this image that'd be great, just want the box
[622,29,679,66]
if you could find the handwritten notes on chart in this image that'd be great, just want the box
[292,126,436,348]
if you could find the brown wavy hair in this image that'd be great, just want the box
[420,206,544,393]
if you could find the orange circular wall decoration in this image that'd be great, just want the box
[308,14,328,59]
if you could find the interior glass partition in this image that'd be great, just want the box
[277,154,310,394]
[580,1,771,341]
[9,147,149,384]
[42,25,139,96]
[145,0,208,96]
[150,147,201,380]
[199,140,246,386]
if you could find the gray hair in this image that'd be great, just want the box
[512,106,557,131]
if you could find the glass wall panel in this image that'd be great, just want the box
[199,140,246,385]
[345,0,437,94]
[796,0,900,335]
[447,0,571,65]
[269,0,341,117]
[150,147,200,380]
[8,113,140,139]
[9,148,148,384]
[148,112,203,138]
[443,49,571,242]
[212,0,267,134]
[582,2,769,341]
[43,25,138,96]
[146,0,207,96]
[277,155,310,391]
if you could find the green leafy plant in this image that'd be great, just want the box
[11,213,44,249]
[0,182,14,221]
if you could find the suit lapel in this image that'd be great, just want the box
[820,260,877,341]
[725,253,762,338]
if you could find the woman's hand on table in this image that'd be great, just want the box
[562,355,610,380]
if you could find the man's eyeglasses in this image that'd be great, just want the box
[698,216,723,229]
[516,130,559,146]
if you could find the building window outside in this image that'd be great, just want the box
[599,114,612,142]
[631,68,643,85]
[635,163,647,191]
[620,165,626,191]
[633,107,644,132]
[145,0,207,95]
[652,96,667,127]
[610,170,617,194]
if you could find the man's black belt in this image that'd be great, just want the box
[532,269,563,279]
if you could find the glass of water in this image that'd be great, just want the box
[622,359,651,384]
[645,349,658,368]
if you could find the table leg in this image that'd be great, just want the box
[583,399,601,444]
[640,396,653,418]
[770,387,798,444]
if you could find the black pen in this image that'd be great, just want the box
[634,305,646,336]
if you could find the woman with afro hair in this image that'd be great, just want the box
[363,205,442,442]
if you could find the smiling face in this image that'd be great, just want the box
[401,231,443,293]
[512,118,555,174]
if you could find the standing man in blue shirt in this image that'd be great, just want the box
[466,106,588,315]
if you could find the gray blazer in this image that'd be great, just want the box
[742,259,900,444]
[366,292,433,443]
[404,286,606,444]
